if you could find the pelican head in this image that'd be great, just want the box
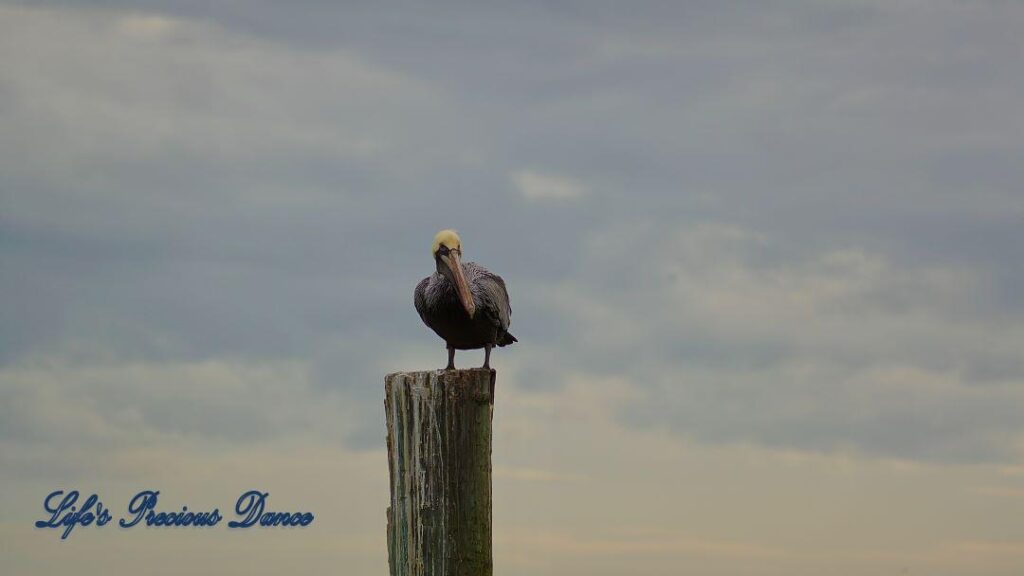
[432,229,475,318]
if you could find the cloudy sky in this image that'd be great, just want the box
[2,1,1023,574]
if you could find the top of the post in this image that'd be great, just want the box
[386,367,495,380]
[384,368,496,403]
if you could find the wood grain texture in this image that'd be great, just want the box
[385,368,495,576]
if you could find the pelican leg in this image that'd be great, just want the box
[482,344,492,369]
[446,345,456,370]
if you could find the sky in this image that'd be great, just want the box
[1,1,1023,574]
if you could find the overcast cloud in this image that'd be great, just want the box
[2,2,1023,574]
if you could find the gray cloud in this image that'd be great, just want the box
[1,1,1023,467]
[551,222,1024,461]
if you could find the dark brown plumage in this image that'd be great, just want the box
[414,230,515,369]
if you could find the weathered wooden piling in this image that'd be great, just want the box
[385,368,495,576]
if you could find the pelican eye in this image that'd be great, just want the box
[437,245,450,256]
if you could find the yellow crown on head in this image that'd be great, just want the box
[432,229,461,255]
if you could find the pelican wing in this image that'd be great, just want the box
[414,275,433,325]
[466,263,511,333]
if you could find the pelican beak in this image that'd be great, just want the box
[443,250,476,318]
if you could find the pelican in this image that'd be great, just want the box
[414,229,516,369]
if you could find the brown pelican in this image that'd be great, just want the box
[414,229,516,369]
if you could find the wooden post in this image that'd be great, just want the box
[385,368,495,576]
